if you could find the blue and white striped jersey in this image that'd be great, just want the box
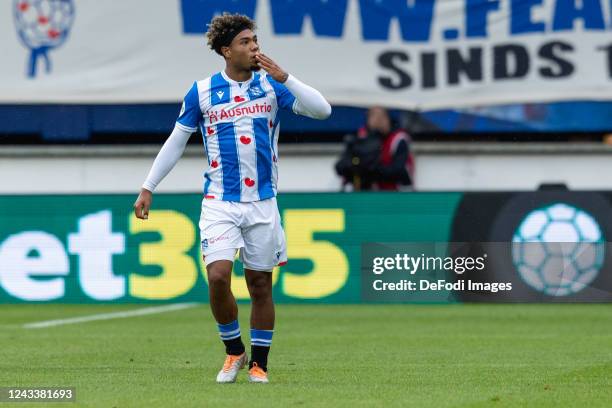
[175,70,296,202]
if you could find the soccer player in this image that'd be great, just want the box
[133,13,331,384]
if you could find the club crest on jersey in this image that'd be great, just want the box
[201,239,208,250]
[248,84,266,101]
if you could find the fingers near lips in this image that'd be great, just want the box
[257,60,273,71]
[255,54,264,68]
[256,53,281,77]
[257,53,275,66]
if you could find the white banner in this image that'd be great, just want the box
[1,0,612,109]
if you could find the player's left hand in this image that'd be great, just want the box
[256,53,289,83]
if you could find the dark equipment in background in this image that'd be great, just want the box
[335,107,414,191]
[335,131,383,191]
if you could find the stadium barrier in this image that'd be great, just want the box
[0,192,611,303]
[4,144,612,194]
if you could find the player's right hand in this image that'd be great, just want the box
[255,53,288,83]
[133,188,153,220]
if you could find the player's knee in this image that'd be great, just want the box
[207,264,231,290]
[208,273,230,291]
[247,275,272,303]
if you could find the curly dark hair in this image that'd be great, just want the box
[206,13,256,56]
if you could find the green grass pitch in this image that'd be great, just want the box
[1,304,611,407]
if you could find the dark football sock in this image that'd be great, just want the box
[249,345,270,371]
[223,337,245,356]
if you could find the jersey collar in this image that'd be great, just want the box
[221,70,255,86]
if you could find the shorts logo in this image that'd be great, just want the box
[210,235,229,244]
[202,235,228,251]
[13,0,75,78]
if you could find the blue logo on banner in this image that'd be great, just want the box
[180,0,347,38]
[13,0,75,78]
[179,0,610,43]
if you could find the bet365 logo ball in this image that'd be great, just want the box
[511,203,605,296]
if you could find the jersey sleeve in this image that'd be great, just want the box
[266,75,297,112]
[176,82,201,132]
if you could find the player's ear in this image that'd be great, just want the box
[221,46,231,60]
